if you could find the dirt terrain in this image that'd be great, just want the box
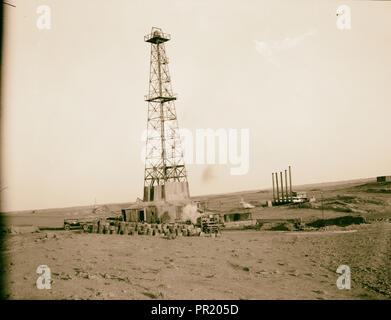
[1,178,391,300]
[2,222,390,300]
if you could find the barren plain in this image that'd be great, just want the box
[1,178,391,300]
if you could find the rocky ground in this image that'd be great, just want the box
[2,221,390,300]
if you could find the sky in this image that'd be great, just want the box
[1,0,391,211]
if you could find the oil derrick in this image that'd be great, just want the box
[143,27,189,202]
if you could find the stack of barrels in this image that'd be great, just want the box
[84,220,206,238]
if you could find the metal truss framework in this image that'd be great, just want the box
[143,27,188,188]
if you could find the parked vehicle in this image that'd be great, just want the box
[64,215,122,231]
[64,218,96,231]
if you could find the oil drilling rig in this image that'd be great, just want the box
[143,27,189,202]
[122,27,191,223]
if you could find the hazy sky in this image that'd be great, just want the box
[2,0,391,211]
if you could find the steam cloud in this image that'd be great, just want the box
[181,204,200,224]
[202,165,216,183]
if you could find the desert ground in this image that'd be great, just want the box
[1,178,391,299]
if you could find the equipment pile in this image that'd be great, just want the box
[77,220,221,238]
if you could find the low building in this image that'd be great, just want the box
[377,176,391,182]
[122,181,192,223]
[121,200,191,224]
[223,208,252,223]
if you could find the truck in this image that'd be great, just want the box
[63,217,97,231]
[64,215,122,232]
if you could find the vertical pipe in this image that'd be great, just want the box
[280,172,284,203]
[272,173,275,202]
[289,165,293,201]
[285,169,289,202]
[275,172,280,203]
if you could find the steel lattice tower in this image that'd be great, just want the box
[143,27,188,190]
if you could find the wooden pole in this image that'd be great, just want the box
[272,173,276,202]
[285,169,289,203]
[289,165,293,201]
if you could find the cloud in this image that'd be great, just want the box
[254,29,317,66]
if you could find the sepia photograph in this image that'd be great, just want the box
[0,0,390,310]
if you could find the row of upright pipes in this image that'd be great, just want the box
[272,166,293,204]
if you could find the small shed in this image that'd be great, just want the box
[223,208,252,222]
[377,176,391,183]
[121,200,190,223]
